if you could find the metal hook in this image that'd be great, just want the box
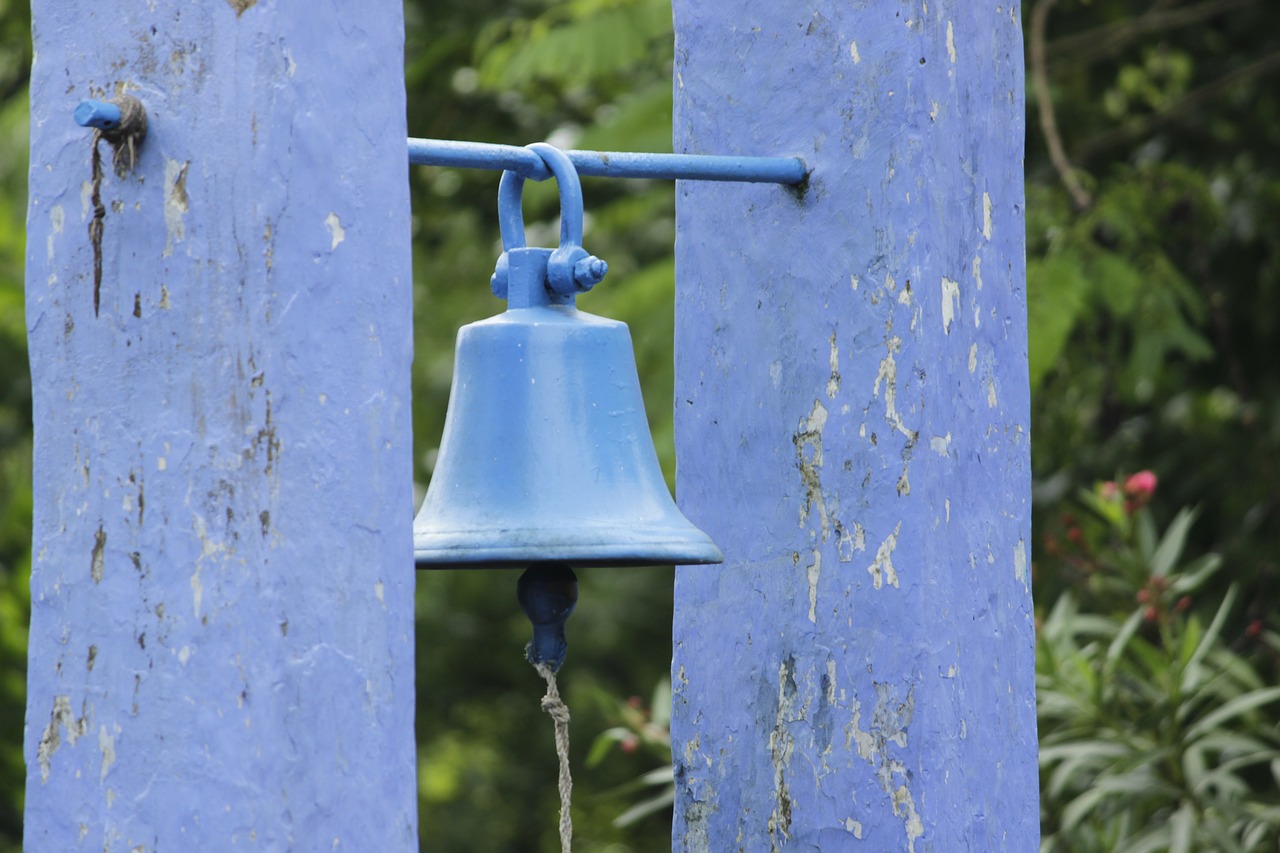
[491,143,608,300]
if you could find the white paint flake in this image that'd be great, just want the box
[847,699,876,760]
[1014,539,1028,588]
[946,20,957,63]
[191,514,231,617]
[895,786,925,852]
[768,660,800,850]
[838,522,866,562]
[98,724,118,782]
[845,684,921,851]
[37,695,87,783]
[850,41,862,64]
[867,522,902,589]
[929,433,951,456]
[987,377,998,408]
[874,337,915,438]
[325,212,346,250]
[796,400,830,539]
[807,549,821,623]
[941,278,960,334]
[982,192,993,240]
[48,205,64,263]
[972,254,984,290]
[968,343,978,374]
[163,160,190,258]
[827,335,841,398]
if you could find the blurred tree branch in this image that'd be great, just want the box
[1046,0,1258,67]
[1076,49,1280,160]
[1031,0,1094,210]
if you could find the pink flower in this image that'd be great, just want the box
[1124,471,1158,498]
[1123,470,1158,514]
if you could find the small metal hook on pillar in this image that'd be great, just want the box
[74,96,148,178]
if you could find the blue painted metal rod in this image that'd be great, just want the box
[407,137,808,185]
[74,99,123,130]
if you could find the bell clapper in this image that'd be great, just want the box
[517,563,579,672]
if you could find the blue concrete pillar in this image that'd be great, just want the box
[671,3,1036,851]
[23,2,417,849]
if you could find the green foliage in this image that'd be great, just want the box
[1027,0,1280,657]
[1027,164,1215,400]
[476,0,672,95]
[585,679,675,828]
[1,0,1279,849]
[0,4,29,848]
[1038,485,1280,851]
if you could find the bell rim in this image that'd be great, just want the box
[413,538,724,570]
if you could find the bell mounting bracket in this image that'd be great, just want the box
[490,142,607,302]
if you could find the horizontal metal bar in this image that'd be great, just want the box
[407,137,807,186]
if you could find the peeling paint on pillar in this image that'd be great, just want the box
[24,1,416,849]
[672,3,1036,851]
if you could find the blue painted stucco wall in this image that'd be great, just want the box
[23,1,417,849]
[671,3,1036,850]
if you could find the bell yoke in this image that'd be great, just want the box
[411,143,723,669]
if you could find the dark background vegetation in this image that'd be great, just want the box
[1,0,1278,849]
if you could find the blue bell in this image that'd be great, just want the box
[413,144,723,571]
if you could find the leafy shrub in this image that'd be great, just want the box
[1038,476,1280,852]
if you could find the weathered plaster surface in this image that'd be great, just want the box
[24,1,417,848]
[672,3,1036,850]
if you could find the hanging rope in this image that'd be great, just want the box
[535,662,573,853]
[89,132,106,317]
